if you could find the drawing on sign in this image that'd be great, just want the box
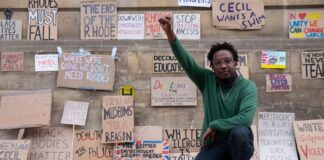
[117,14,144,39]
[173,14,200,40]
[0,139,31,160]
[301,51,324,79]
[178,0,211,8]
[144,12,172,39]
[61,101,89,126]
[289,11,324,38]
[35,54,58,71]
[153,54,184,73]
[102,96,134,143]
[134,126,163,141]
[164,128,201,154]
[261,51,286,69]
[258,112,298,160]
[1,52,24,71]
[81,1,117,40]
[266,74,292,92]
[28,0,58,40]
[212,0,265,30]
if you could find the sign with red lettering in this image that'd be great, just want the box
[152,54,184,73]
[293,119,324,160]
[102,96,134,144]
[61,101,89,126]
[74,130,113,160]
[35,54,58,71]
[1,52,24,71]
[81,1,117,40]
[144,12,172,39]
[266,74,292,92]
[301,51,324,79]
[117,14,144,39]
[289,11,324,38]
[151,77,197,106]
[28,0,58,40]
[0,20,22,40]
[57,54,115,91]
[0,139,31,160]
[212,0,265,30]
[163,128,201,153]
[173,14,200,40]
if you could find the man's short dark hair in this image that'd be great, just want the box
[207,42,238,66]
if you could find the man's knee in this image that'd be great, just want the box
[229,126,252,143]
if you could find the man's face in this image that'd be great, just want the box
[211,50,238,80]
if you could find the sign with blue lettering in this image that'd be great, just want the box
[289,11,324,38]
[266,74,292,92]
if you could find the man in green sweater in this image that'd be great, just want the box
[159,17,257,160]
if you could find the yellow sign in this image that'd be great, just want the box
[119,86,135,97]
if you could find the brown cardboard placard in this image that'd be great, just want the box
[169,152,198,160]
[163,128,201,153]
[266,74,292,92]
[0,139,31,160]
[144,12,172,39]
[1,52,24,71]
[0,20,22,40]
[134,126,163,141]
[301,51,324,79]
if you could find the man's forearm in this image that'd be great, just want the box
[165,30,177,42]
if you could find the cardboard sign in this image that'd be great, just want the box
[251,125,259,160]
[57,54,115,90]
[135,126,163,141]
[173,14,200,40]
[119,85,135,97]
[1,52,24,71]
[261,51,286,69]
[0,20,22,40]
[178,0,211,8]
[258,112,298,160]
[212,0,265,30]
[26,127,73,160]
[293,119,324,160]
[301,51,324,79]
[266,74,292,92]
[153,54,184,73]
[144,12,172,39]
[0,139,31,160]
[28,0,58,40]
[74,130,113,160]
[151,77,197,106]
[35,54,58,71]
[102,96,134,144]
[80,1,117,40]
[169,152,198,160]
[0,90,52,129]
[61,101,89,126]
[289,11,324,38]
[164,128,201,154]
[113,141,169,160]
[117,14,144,39]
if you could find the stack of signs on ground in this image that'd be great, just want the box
[212,0,265,30]
[301,51,324,79]
[173,14,200,40]
[0,140,31,160]
[293,119,324,160]
[102,96,134,143]
[113,141,170,160]
[0,18,22,40]
[151,77,197,106]
[152,54,184,73]
[258,112,298,160]
[35,54,59,71]
[61,101,89,126]
[26,127,73,160]
[0,90,51,129]
[80,0,117,40]
[1,52,24,71]
[144,12,172,39]
[164,128,201,159]
[266,74,292,92]
[117,14,144,39]
[289,11,324,38]
[28,0,58,40]
[261,51,286,69]
[74,130,113,160]
[57,54,115,90]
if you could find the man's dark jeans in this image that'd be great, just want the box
[195,126,254,160]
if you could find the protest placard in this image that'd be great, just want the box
[1,52,24,71]
[0,20,22,40]
[301,51,324,79]
[178,0,211,8]
[153,54,184,73]
[117,14,144,39]
[173,14,200,40]
[35,54,58,71]
[0,139,31,160]
[266,74,292,92]
[261,51,286,69]
[135,126,163,141]
[164,128,201,154]
[144,12,172,39]
[251,125,259,160]
[61,101,89,126]
[289,11,324,38]
[169,152,198,160]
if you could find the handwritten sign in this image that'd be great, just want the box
[74,130,113,160]
[212,0,265,30]
[164,128,201,154]
[81,1,117,40]
[57,54,115,90]
[0,139,31,160]
[117,14,144,39]
[258,112,298,160]
[153,54,184,73]
[289,11,324,38]
[144,12,172,39]
[169,152,198,160]
[135,126,163,141]
[266,74,292,92]
[178,0,211,8]
[0,90,51,129]
[102,96,134,143]
[28,0,58,40]
[251,125,259,160]
[293,119,324,160]
[61,101,89,126]
[113,141,169,160]
[173,14,200,40]
[261,51,286,69]
[0,20,22,40]
[1,52,24,71]
[26,127,72,160]
[301,51,324,79]
[35,54,58,71]
[151,77,197,106]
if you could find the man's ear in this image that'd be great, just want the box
[234,61,238,66]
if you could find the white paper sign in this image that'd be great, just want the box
[35,54,58,71]
[178,0,211,8]
[61,101,89,126]
[173,14,200,40]
[117,14,144,39]
[0,20,22,40]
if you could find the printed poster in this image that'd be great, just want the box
[144,12,172,39]
[301,51,324,79]
[61,101,89,126]
[177,0,211,8]
[266,74,292,92]
[289,11,324,38]
[173,14,200,40]
[0,20,22,40]
[261,51,286,69]
[118,14,144,39]
[35,54,58,71]
[1,52,24,71]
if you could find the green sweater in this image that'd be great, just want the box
[169,39,257,145]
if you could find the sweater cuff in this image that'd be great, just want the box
[209,121,218,131]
